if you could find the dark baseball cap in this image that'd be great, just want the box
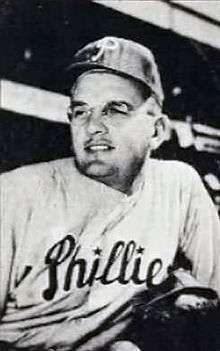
[66,36,164,107]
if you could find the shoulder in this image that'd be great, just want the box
[0,157,76,196]
[148,159,200,184]
[147,159,206,202]
[147,159,217,223]
[1,157,76,179]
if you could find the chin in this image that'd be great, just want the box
[75,159,115,179]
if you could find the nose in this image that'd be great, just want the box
[86,106,108,135]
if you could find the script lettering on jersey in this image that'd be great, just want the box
[43,234,163,301]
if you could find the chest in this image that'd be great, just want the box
[9,186,182,309]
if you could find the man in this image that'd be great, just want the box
[0,36,220,351]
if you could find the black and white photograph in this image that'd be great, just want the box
[0,1,220,350]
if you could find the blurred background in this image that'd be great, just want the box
[0,0,219,213]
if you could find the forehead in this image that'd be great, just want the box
[71,71,145,107]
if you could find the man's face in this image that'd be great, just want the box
[69,71,158,192]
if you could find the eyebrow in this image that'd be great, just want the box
[109,100,134,111]
[70,100,88,107]
[70,99,134,110]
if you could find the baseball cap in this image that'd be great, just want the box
[66,36,164,107]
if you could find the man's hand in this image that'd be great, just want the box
[110,341,141,351]
[175,293,218,310]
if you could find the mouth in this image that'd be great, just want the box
[84,142,115,153]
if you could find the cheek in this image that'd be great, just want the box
[117,121,153,151]
[70,126,84,148]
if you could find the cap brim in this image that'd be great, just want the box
[65,62,152,97]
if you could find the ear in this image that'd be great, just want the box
[149,114,171,150]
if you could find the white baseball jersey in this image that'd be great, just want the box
[0,158,219,350]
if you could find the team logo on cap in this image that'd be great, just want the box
[91,37,119,62]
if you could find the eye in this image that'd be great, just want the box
[107,102,131,116]
[71,106,88,119]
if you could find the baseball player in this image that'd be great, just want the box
[0,37,220,351]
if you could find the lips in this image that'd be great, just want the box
[84,140,114,152]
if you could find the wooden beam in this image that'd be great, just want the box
[93,0,220,49]
[1,79,69,124]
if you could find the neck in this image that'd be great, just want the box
[90,157,148,195]
[97,175,134,195]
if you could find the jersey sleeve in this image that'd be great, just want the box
[180,166,220,296]
[0,174,15,318]
[0,166,41,318]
